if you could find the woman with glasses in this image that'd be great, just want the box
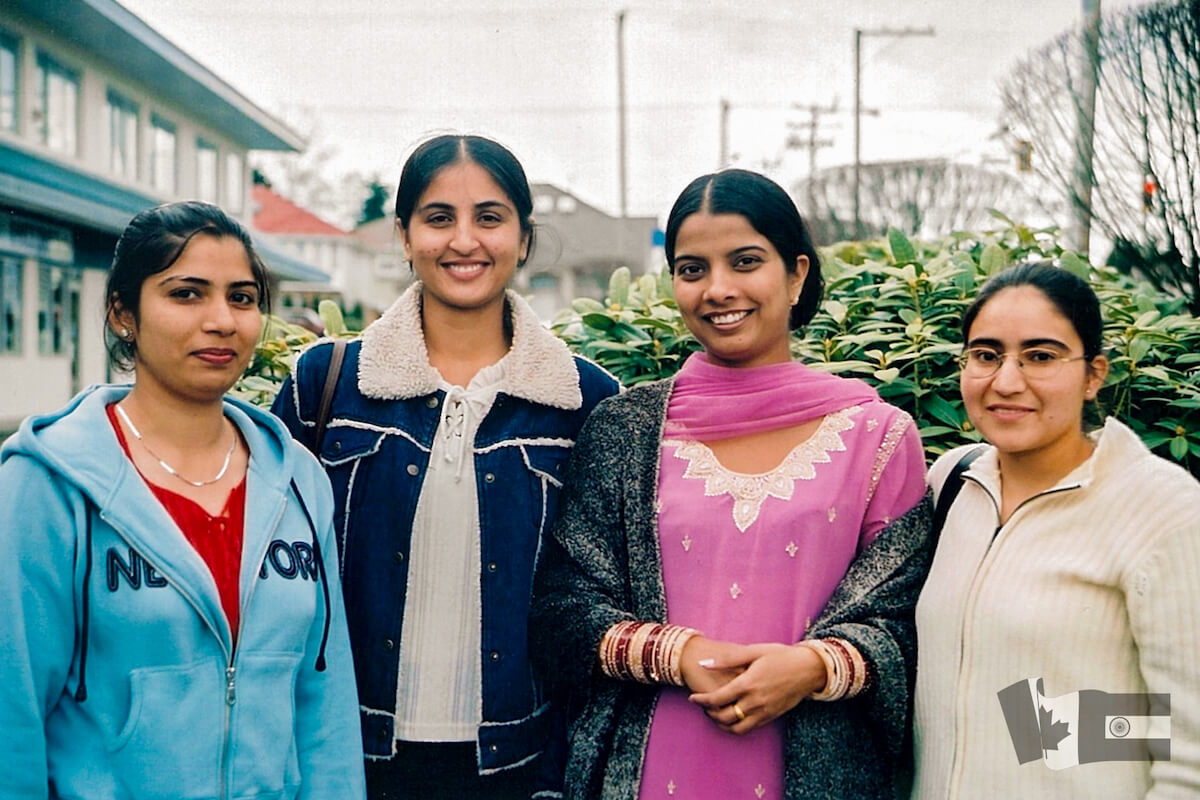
[911,262,1200,798]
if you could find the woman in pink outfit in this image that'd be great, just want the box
[532,169,931,799]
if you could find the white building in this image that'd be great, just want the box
[0,0,328,429]
[252,185,408,323]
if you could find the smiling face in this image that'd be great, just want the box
[399,159,529,317]
[113,234,262,404]
[672,212,806,368]
[961,285,1107,465]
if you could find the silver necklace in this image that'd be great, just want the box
[115,403,237,488]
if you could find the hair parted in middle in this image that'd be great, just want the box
[664,168,823,330]
[393,134,536,266]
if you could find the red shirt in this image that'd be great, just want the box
[107,403,245,640]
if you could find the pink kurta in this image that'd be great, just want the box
[637,401,925,800]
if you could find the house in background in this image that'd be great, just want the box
[0,0,328,429]
[521,183,660,319]
[340,185,662,322]
[252,183,408,324]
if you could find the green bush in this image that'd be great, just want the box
[240,219,1200,475]
[233,300,357,407]
[550,217,1200,475]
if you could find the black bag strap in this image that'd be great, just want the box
[313,338,347,455]
[931,445,986,542]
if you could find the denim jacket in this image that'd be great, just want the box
[271,286,618,793]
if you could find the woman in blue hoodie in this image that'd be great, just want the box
[0,201,365,800]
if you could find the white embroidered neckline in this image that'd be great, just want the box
[666,407,860,532]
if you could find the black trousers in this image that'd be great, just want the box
[364,741,537,800]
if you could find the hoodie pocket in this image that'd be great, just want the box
[107,661,223,800]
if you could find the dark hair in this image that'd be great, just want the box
[664,169,823,330]
[105,201,271,371]
[961,261,1104,360]
[394,134,536,266]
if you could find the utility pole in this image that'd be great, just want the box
[616,9,629,221]
[787,102,837,221]
[719,98,731,169]
[854,26,935,239]
[1070,0,1101,257]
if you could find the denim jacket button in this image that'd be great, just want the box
[489,650,500,661]
[406,464,419,476]
[487,562,497,572]
[425,396,439,408]
[394,551,406,564]
[332,441,341,451]
[484,473,495,483]
[384,638,395,650]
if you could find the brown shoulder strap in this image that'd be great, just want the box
[313,338,347,455]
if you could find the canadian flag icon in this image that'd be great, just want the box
[997,678,1171,769]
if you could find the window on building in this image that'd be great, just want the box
[150,115,176,194]
[0,31,18,133]
[107,89,139,181]
[36,52,78,155]
[0,257,21,354]
[196,139,218,203]
[224,151,244,212]
[38,265,77,356]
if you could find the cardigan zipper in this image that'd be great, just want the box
[946,477,1083,797]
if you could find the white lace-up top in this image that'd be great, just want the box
[393,359,507,741]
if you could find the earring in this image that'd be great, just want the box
[119,327,132,340]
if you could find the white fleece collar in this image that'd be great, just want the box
[358,282,583,409]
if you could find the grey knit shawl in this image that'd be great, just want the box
[531,377,933,800]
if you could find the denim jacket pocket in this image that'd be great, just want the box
[319,425,384,468]
[520,443,573,534]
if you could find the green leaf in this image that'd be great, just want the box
[1127,339,1153,365]
[607,266,631,306]
[318,299,346,335]
[571,297,606,314]
[580,313,615,331]
[924,393,964,428]
[823,299,848,323]
[874,367,900,383]
[1059,252,1090,280]
[1170,436,1189,461]
[979,243,1009,275]
[887,227,917,264]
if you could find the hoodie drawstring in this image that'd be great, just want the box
[75,498,94,702]
[289,478,331,672]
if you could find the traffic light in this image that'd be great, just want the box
[1142,175,1157,212]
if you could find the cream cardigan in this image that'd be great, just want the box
[912,417,1200,799]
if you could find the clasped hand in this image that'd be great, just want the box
[679,636,826,735]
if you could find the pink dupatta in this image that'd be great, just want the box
[663,352,880,441]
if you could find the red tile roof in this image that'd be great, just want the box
[252,185,347,236]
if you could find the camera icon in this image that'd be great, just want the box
[1108,716,1130,738]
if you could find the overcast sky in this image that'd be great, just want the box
[117,0,1138,221]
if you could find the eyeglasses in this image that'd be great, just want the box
[958,347,1089,379]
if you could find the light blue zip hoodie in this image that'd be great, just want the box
[0,385,366,800]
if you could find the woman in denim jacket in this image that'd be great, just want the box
[272,134,619,800]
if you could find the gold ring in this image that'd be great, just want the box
[732,703,746,722]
